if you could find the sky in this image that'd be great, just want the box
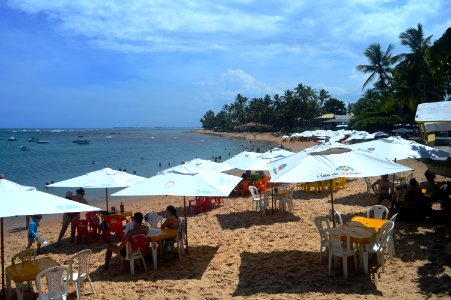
[0,0,450,128]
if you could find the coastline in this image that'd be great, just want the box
[192,129,316,152]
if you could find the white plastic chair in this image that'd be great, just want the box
[176,219,186,259]
[367,205,389,220]
[249,186,268,216]
[124,234,148,275]
[362,221,394,274]
[36,266,69,300]
[328,209,343,226]
[280,189,294,213]
[327,228,358,280]
[313,216,330,264]
[65,249,95,300]
[12,249,36,297]
[387,213,398,258]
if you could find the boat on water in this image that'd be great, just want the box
[8,136,18,141]
[37,140,50,144]
[73,136,90,144]
[28,137,39,142]
[20,145,31,151]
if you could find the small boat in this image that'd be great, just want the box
[73,136,90,144]
[20,145,31,151]
[37,140,50,144]
[8,136,18,141]
[28,137,39,142]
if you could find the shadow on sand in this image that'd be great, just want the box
[216,211,300,230]
[233,250,382,296]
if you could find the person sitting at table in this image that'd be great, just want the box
[400,178,430,221]
[103,212,148,270]
[371,174,392,204]
[161,206,179,255]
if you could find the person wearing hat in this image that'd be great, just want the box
[56,189,89,246]
[103,212,148,270]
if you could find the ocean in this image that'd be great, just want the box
[0,128,274,204]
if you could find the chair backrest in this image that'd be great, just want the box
[145,211,163,228]
[11,249,36,264]
[389,213,398,222]
[328,209,343,225]
[67,249,92,282]
[36,266,69,300]
[314,216,330,243]
[127,234,149,258]
[107,215,124,232]
[85,212,100,225]
[327,228,351,256]
[177,219,186,242]
[248,186,259,199]
[76,220,90,234]
[367,205,389,220]
[370,221,394,250]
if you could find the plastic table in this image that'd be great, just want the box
[5,256,59,300]
[147,229,178,270]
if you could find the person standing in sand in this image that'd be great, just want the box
[56,188,88,246]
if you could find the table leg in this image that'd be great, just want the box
[6,273,11,300]
[15,282,23,300]
[151,242,158,270]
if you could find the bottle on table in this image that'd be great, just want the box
[120,202,125,214]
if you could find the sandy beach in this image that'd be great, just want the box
[3,133,450,299]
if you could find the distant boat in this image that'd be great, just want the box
[8,136,18,141]
[20,145,31,151]
[73,136,90,144]
[37,140,50,144]
[28,137,39,142]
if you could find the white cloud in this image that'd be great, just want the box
[315,83,348,96]
[221,69,273,95]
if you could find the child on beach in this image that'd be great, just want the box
[27,215,43,252]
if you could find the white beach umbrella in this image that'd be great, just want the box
[268,147,411,226]
[0,179,101,295]
[222,151,262,170]
[112,165,242,253]
[166,158,235,173]
[47,167,147,210]
[348,136,450,161]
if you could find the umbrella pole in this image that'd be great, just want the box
[183,196,189,255]
[105,188,109,211]
[392,159,396,203]
[271,183,274,215]
[1,218,5,300]
[330,180,336,228]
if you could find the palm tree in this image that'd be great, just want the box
[357,43,398,94]
[397,23,433,103]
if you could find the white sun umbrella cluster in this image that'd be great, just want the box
[348,136,450,161]
[223,148,294,171]
[268,146,411,226]
[290,129,376,143]
[47,167,147,210]
[165,158,235,173]
[0,179,101,293]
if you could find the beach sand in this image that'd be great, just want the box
[3,133,450,299]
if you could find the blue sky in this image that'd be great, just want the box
[0,0,450,128]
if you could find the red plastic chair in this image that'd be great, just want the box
[75,220,94,244]
[123,234,149,275]
[102,215,124,242]
[85,212,101,236]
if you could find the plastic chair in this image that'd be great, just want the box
[65,249,95,300]
[329,209,343,226]
[327,228,358,280]
[387,213,398,258]
[103,215,124,242]
[12,249,36,296]
[124,234,148,275]
[367,205,389,220]
[362,221,394,274]
[279,189,294,213]
[75,220,94,244]
[314,216,330,264]
[249,186,268,216]
[176,219,186,259]
[36,266,69,300]
[85,212,101,236]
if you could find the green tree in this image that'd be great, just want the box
[322,98,347,115]
[200,110,216,129]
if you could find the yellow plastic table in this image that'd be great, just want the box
[351,216,387,232]
[147,229,178,270]
[5,256,59,300]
